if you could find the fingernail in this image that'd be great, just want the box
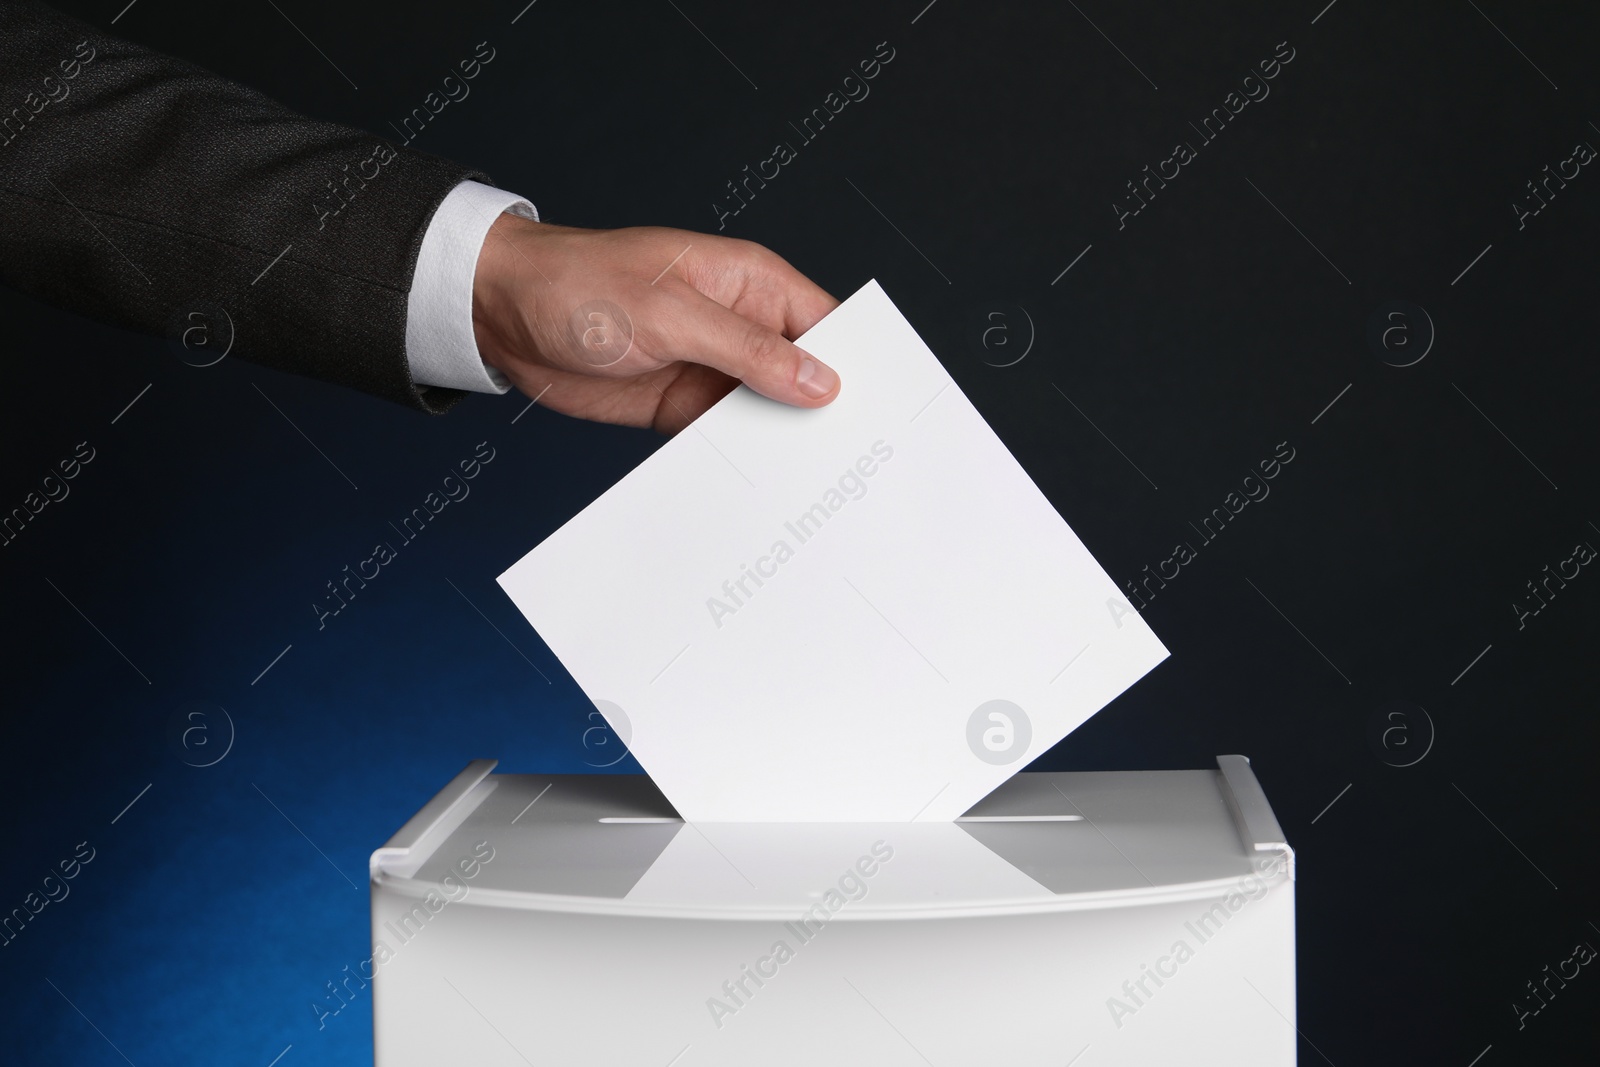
[796,355,838,399]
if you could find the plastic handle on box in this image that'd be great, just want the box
[1216,754,1295,881]
[370,759,498,880]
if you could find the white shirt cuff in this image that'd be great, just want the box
[406,179,539,394]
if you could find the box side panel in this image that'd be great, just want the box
[371,877,1296,1067]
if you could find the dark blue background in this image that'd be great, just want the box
[3,1,1597,1064]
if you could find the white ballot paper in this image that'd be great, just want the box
[498,279,1167,821]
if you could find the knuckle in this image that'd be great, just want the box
[728,237,779,270]
[737,318,790,374]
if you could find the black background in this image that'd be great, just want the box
[2,1,1596,1064]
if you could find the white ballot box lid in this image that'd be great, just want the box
[370,756,1292,921]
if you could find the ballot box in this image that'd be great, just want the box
[369,756,1296,1066]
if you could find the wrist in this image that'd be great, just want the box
[472,211,545,374]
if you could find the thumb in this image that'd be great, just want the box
[650,289,841,408]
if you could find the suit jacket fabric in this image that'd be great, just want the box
[0,0,491,413]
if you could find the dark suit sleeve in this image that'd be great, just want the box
[0,0,493,413]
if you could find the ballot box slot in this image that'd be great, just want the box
[593,815,1087,824]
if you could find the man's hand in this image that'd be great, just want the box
[471,215,841,434]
